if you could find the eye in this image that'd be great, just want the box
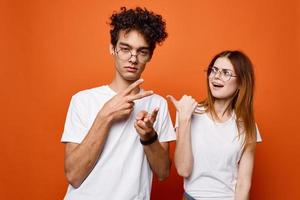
[120,47,130,53]
[211,67,218,73]
[223,70,232,77]
[138,50,150,56]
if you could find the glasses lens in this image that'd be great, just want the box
[223,74,230,81]
[117,50,131,61]
[208,67,216,78]
[222,70,233,81]
[138,55,150,63]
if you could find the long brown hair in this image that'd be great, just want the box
[200,50,256,146]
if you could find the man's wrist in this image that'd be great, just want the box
[140,132,158,145]
[97,111,114,127]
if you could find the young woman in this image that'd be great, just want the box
[168,50,262,200]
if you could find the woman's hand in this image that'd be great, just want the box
[167,95,198,120]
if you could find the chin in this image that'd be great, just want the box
[211,92,236,100]
[123,74,141,81]
[212,94,227,99]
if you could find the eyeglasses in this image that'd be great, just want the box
[208,66,237,81]
[115,47,151,63]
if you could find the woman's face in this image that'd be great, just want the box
[209,57,239,100]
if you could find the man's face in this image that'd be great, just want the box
[110,29,151,82]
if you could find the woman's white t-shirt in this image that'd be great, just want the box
[176,111,262,200]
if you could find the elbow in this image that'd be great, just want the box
[174,155,193,178]
[157,167,170,181]
[176,167,192,178]
[175,161,192,178]
[65,169,82,189]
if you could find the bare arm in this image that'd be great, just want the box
[167,95,197,178]
[64,79,153,188]
[64,115,112,188]
[174,118,194,177]
[235,143,256,200]
[134,109,171,180]
[143,141,171,181]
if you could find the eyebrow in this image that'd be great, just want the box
[212,66,234,72]
[118,42,150,51]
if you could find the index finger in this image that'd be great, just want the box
[123,79,144,95]
[128,90,153,101]
[149,107,159,123]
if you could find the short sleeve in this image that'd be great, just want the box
[175,111,179,129]
[61,94,89,143]
[256,124,262,143]
[153,99,176,142]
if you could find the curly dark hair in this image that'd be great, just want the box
[109,7,168,54]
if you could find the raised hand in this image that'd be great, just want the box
[167,95,198,120]
[134,108,159,141]
[99,79,153,122]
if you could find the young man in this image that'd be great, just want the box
[61,7,176,200]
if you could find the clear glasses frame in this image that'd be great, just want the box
[115,47,150,63]
[208,66,237,81]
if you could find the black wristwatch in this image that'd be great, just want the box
[140,132,158,145]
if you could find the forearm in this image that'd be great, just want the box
[235,184,250,200]
[143,140,170,181]
[234,143,256,200]
[174,118,193,177]
[64,115,112,188]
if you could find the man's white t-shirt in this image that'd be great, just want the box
[61,85,176,200]
[176,111,262,200]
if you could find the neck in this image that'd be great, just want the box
[212,98,233,121]
[109,74,140,94]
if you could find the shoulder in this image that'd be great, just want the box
[70,85,112,106]
[194,105,207,115]
[191,106,209,124]
[72,85,111,100]
[150,93,167,102]
[144,93,168,105]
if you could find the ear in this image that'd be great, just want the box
[109,44,114,55]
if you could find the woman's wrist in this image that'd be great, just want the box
[178,114,192,122]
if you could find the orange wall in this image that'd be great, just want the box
[1,0,299,199]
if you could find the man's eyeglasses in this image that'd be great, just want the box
[115,47,150,64]
[208,66,237,81]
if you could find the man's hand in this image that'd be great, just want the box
[99,79,153,122]
[134,108,159,141]
[134,108,171,180]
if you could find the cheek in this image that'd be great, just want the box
[137,63,146,73]
[225,80,239,94]
[208,80,213,90]
[114,58,124,70]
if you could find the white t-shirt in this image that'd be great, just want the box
[61,85,176,200]
[176,111,262,200]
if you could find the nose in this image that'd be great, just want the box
[214,70,222,79]
[129,52,138,63]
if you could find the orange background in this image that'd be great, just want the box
[1,0,299,199]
